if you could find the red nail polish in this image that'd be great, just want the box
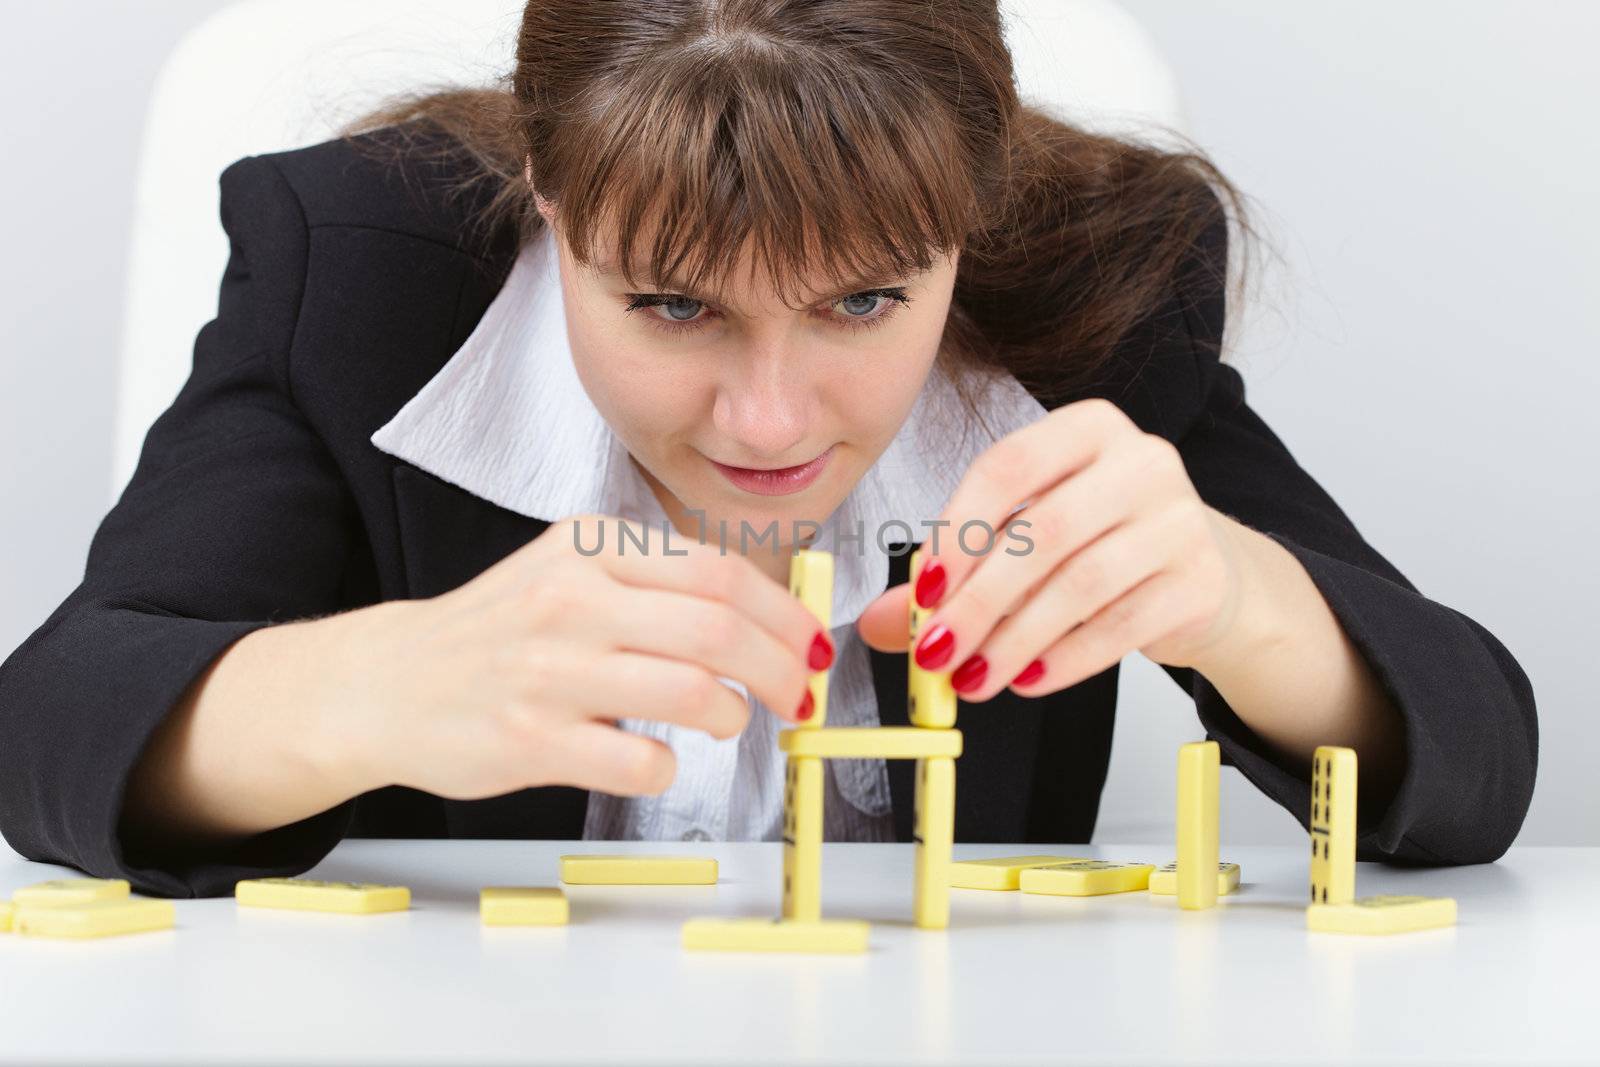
[808,631,834,671]
[914,558,948,609]
[914,623,956,670]
[1012,658,1046,687]
[796,690,815,721]
[951,655,988,694]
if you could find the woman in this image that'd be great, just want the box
[0,0,1534,896]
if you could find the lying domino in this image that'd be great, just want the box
[235,878,410,914]
[950,856,1093,891]
[682,917,869,954]
[11,878,131,907]
[560,855,718,885]
[1149,862,1241,896]
[1019,861,1156,896]
[14,898,174,939]
[778,726,962,760]
[480,887,568,926]
[1307,894,1457,935]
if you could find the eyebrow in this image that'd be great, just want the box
[590,258,921,308]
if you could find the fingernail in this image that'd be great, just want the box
[914,623,956,670]
[808,631,834,671]
[951,654,988,694]
[796,689,815,721]
[914,558,948,609]
[1012,658,1046,687]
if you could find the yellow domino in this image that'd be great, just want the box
[1176,740,1221,910]
[683,917,869,954]
[480,887,568,926]
[913,757,956,929]
[908,548,957,729]
[782,756,823,921]
[778,726,962,760]
[559,855,718,885]
[14,898,174,939]
[1019,860,1155,896]
[950,855,1093,891]
[789,549,834,729]
[1308,895,1456,935]
[1311,745,1358,906]
[235,878,410,914]
[0,900,13,932]
[1150,862,1241,896]
[11,878,131,907]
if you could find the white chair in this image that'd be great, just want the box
[112,0,1184,496]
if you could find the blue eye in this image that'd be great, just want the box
[623,287,911,335]
[659,296,703,321]
[839,292,880,317]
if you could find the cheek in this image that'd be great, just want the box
[567,321,706,458]
[826,312,946,448]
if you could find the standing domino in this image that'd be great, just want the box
[782,755,824,921]
[912,756,956,928]
[1175,741,1221,910]
[788,549,834,729]
[1310,746,1357,905]
[908,548,956,729]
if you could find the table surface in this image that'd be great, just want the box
[0,840,1590,1065]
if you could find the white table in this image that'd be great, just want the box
[0,841,1590,1065]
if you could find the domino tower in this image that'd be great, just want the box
[685,546,962,952]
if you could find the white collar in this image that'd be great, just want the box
[370,227,1047,627]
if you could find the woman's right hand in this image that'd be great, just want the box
[326,514,828,802]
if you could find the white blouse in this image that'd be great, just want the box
[370,227,1047,843]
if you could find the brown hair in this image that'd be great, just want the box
[341,0,1247,409]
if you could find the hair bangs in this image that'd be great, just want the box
[541,40,984,309]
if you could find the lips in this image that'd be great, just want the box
[710,446,834,496]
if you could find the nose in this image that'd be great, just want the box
[711,335,814,463]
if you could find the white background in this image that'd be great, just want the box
[1,2,1594,845]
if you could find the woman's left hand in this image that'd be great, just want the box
[857,396,1264,699]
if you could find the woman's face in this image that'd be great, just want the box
[535,197,960,554]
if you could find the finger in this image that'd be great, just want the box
[598,646,758,739]
[544,721,678,796]
[920,398,1135,600]
[857,583,912,652]
[914,434,1179,674]
[948,509,1184,701]
[598,588,811,723]
[528,646,753,738]
[595,532,833,674]
[1010,571,1197,697]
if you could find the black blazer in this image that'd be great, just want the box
[0,129,1537,897]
